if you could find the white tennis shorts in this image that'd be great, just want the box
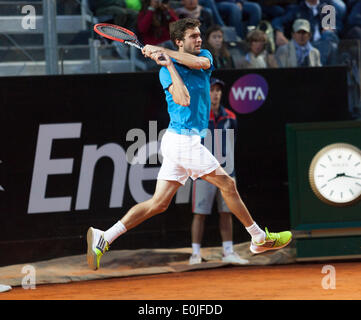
[157,130,220,185]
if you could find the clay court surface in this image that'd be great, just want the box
[2,261,361,300]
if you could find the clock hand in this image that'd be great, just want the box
[328,173,345,182]
[328,176,338,182]
[343,174,361,180]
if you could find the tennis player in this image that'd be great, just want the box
[87,18,292,270]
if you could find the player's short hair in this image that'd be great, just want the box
[169,18,201,48]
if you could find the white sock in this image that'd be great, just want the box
[222,241,234,256]
[245,222,266,244]
[104,221,127,245]
[192,243,201,255]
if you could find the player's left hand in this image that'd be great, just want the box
[152,52,172,66]
[142,45,164,58]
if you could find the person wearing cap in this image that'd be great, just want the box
[272,0,344,46]
[189,77,248,265]
[271,0,340,65]
[275,19,322,67]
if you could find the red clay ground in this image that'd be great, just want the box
[2,261,361,300]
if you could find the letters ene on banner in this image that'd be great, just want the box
[28,123,235,214]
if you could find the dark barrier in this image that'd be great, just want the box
[0,66,349,266]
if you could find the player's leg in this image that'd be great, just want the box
[216,188,248,264]
[216,180,234,244]
[119,179,182,231]
[190,141,269,251]
[201,166,292,254]
[87,179,181,270]
[201,167,255,228]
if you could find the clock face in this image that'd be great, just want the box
[309,143,361,206]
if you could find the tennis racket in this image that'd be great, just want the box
[94,23,166,61]
[94,23,144,50]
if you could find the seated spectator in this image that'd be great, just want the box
[92,0,138,32]
[203,25,234,69]
[254,0,290,20]
[272,0,339,65]
[199,0,226,26]
[175,0,214,35]
[214,0,262,38]
[136,0,178,70]
[339,1,361,119]
[239,29,278,68]
[275,19,322,67]
[344,0,358,12]
[137,0,178,46]
[329,0,347,34]
[344,0,361,40]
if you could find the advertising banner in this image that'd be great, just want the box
[0,67,349,265]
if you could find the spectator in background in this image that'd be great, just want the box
[176,0,214,35]
[92,0,138,31]
[240,29,278,68]
[136,0,178,70]
[340,1,361,119]
[255,0,289,21]
[272,0,339,66]
[275,19,322,67]
[199,0,226,26]
[137,0,178,46]
[214,0,262,38]
[344,0,358,12]
[344,0,361,40]
[329,0,347,34]
[203,25,234,69]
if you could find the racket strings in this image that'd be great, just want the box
[98,26,136,41]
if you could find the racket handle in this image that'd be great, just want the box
[124,40,143,50]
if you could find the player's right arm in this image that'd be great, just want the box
[153,52,190,107]
[143,45,210,70]
[167,64,190,107]
[163,49,210,70]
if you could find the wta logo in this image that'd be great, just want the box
[229,74,268,114]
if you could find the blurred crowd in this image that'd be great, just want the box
[88,0,360,117]
[89,0,361,69]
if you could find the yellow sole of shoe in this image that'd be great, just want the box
[250,237,292,254]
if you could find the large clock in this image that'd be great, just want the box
[309,143,361,207]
